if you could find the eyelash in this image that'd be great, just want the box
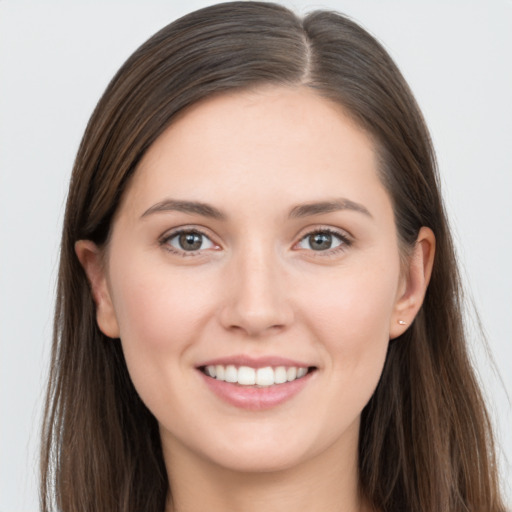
[159,229,217,257]
[296,228,352,258]
[159,227,352,258]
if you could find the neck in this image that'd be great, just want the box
[163,426,370,512]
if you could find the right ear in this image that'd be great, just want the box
[75,240,120,339]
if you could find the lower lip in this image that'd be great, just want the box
[198,370,315,411]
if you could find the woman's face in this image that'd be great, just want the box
[86,86,413,473]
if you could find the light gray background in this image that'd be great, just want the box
[1,1,510,510]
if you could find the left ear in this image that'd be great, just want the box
[389,226,436,339]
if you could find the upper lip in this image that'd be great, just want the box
[196,355,315,369]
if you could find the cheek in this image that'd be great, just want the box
[107,260,216,403]
[111,261,212,351]
[300,259,399,393]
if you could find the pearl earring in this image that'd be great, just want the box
[398,320,406,325]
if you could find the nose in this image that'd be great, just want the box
[218,243,294,337]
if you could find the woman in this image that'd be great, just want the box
[40,2,507,511]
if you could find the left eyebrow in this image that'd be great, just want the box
[288,198,373,219]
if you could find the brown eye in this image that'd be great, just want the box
[297,230,347,252]
[179,232,203,251]
[166,230,215,252]
[309,232,333,251]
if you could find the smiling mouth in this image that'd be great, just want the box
[199,364,317,387]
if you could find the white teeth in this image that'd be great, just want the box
[237,366,256,385]
[274,366,287,384]
[286,367,297,381]
[225,365,237,383]
[215,365,225,380]
[204,364,311,386]
[256,366,274,386]
[297,367,307,378]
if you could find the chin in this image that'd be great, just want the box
[185,419,355,475]
[160,419,319,475]
[205,443,311,474]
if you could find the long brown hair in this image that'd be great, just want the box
[41,2,506,511]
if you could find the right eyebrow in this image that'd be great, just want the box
[140,199,227,221]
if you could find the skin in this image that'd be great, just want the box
[76,86,435,512]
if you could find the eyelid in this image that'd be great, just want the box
[295,224,353,241]
[159,225,221,256]
[293,225,353,256]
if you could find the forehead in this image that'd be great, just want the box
[141,85,371,166]
[118,86,389,221]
